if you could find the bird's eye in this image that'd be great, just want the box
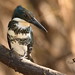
[24,14,29,19]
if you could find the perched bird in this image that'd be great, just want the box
[7,5,47,62]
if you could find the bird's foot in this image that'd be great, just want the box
[26,55,34,62]
[29,57,34,62]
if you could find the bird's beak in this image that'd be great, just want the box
[31,18,48,32]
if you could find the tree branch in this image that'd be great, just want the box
[0,44,66,75]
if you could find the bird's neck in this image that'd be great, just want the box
[13,18,30,27]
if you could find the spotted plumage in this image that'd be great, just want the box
[8,19,33,61]
[7,5,47,62]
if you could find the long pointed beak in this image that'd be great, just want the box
[31,18,48,32]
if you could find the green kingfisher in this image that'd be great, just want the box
[7,5,47,62]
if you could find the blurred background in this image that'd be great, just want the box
[0,0,75,75]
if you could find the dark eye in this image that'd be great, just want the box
[24,14,29,19]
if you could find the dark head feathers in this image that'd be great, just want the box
[12,5,48,32]
[12,5,34,23]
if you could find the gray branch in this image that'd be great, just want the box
[0,45,66,75]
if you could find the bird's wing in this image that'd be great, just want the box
[28,27,34,50]
[7,20,17,49]
[26,27,34,61]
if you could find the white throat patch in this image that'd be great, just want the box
[13,18,30,27]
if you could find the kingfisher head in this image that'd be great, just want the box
[12,5,47,32]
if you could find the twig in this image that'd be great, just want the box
[0,45,66,75]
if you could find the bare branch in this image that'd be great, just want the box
[0,45,66,75]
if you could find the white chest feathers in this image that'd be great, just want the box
[11,41,27,57]
[8,29,31,56]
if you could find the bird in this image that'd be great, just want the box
[7,5,47,62]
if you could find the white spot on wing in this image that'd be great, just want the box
[17,33,31,39]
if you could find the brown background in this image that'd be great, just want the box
[0,0,75,75]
